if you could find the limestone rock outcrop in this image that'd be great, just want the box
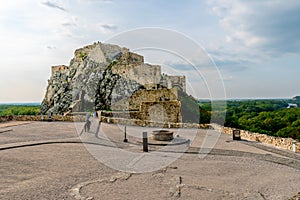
[40,42,187,124]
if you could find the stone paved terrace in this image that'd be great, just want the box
[0,120,300,199]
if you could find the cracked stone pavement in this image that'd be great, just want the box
[0,121,299,199]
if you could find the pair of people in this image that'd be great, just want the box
[84,111,101,133]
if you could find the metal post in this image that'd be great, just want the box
[178,176,182,197]
[123,126,128,142]
[143,132,148,152]
[233,129,241,140]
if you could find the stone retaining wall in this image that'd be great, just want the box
[0,115,85,122]
[217,125,300,153]
[0,116,13,123]
[101,111,141,120]
[100,116,208,129]
[0,114,208,129]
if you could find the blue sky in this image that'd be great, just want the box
[1,0,300,102]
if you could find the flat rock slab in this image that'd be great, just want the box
[0,121,32,128]
[0,122,299,199]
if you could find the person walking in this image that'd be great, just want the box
[84,113,91,132]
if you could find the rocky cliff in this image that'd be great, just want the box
[40,42,186,118]
[40,42,141,114]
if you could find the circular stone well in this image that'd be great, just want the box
[151,130,174,141]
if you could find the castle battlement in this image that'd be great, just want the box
[161,74,186,92]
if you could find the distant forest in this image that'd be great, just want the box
[0,104,40,116]
[199,98,300,141]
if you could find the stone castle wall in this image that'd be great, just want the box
[161,74,186,92]
[111,88,178,111]
[110,88,181,124]
[112,63,161,89]
[101,100,182,124]
[112,49,186,91]
[140,101,182,123]
[118,49,144,65]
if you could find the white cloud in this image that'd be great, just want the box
[209,0,300,55]
[204,0,300,78]
[41,0,67,12]
[98,23,118,33]
[46,46,57,50]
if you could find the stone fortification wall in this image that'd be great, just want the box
[140,101,182,123]
[101,111,141,121]
[99,115,208,129]
[108,88,181,124]
[101,103,182,124]
[112,88,178,111]
[112,63,161,90]
[219,125,300,153]
[161,74,186,92]
[118,48,144,65]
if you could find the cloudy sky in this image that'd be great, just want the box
[1,0,300,102]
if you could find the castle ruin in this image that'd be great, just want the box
[41,42,187,124]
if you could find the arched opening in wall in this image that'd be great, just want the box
[172,84,183,92]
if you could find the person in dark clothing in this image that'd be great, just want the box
[84,113,91,132]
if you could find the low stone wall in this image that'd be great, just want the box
[218,125,300,153]
[0,116,13,123]
[100,116,208,129]
[0,115,85,122]
[0,114,208,129]
[101,111,141,120]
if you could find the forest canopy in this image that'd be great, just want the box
[199,98,300,141]
[0,104,40,116]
